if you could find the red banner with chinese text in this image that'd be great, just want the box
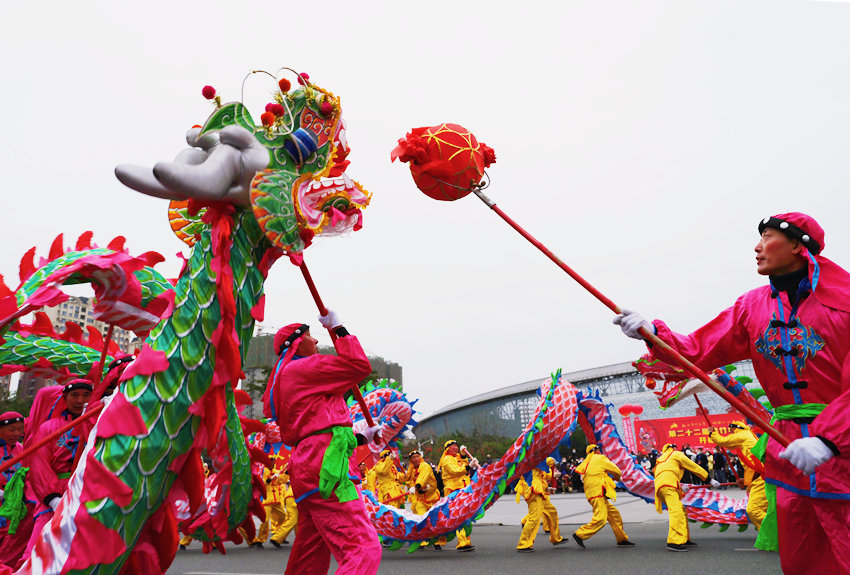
[634,413,748,454]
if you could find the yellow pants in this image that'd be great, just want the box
[746,477,767,530]
[657,486,690,545]
[439,487,471,548]
[517,496,563,549]
[541,512,552,532]
[275,502,298,543]
[574,496,629,543]
[259,503,290,543]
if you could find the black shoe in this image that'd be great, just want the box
[617,540,636,547]
[270,540,282,549]
[179,544,187,550]
[250,542,264,549]
[457,545,476,552]
[433,544,442,551]
[517,547,534,553]
[572,533,585,549]
[684,540,698,546]
[552,539,566,546]
[667,543,688,552]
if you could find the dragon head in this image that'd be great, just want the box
[117,69,371,260]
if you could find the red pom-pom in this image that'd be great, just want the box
[260,112,275,127]
[392,123,495,201]
[265,103,274,112]
[297,72,310,85]
[278,78,291,92]
[320,101,334,116]
[202,85,216,100]
[270,103,285,117]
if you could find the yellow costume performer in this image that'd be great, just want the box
[276,471,298,544]
[653,443,708,551]
[516,468,565,551]
[375,449,406,509]
[573,445,634,548]
[540,457,559,532]
[709,422,767,530]
[437,440,476,551]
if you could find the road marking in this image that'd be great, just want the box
[734,548,760,552]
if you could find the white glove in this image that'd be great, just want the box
[612,309,652,340]
[360,424,382,444]
[460,445,467,453]
[49,497,60,512]
[0,488,4,502]
[680,484,690,493]
[470,458,480,470]
[318,309,343,330]
[408,486,416,495]
[779,437,835,475]
[710,479,721,489]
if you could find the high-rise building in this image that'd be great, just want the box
[42,296,138,354]
[15,296,143,401]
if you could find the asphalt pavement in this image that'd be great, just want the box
[169,490,782,575]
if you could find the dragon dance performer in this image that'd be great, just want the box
[437,440,476,552]
[540,457,558,533]
[516,467,565,552]
[572,444,634,549]
[653,443,709,551]
[0,413,32,569]
[24,379,95,558]
[404,450,441,549]
[374,449,406,509]
[276,468,298,545]
[263,313,382,575]
[615,213,850,570]
[251,461,289,549]
[709,422,767,530]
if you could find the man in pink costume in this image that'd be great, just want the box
[614,213,850,573]
[24,379,95,559]
[0,412,32,569]
[263,312,381,575]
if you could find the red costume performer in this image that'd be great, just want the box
[23,379,95,559]
[264,316,381,575]
[615,213,850,573]
[0,412,32,570]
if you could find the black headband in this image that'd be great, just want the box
[0,417,24,427]
[63,380,93,394]
[758,216,821,256]
[280,324,310,353]
[106,356,134,372]
[407,450,422,458]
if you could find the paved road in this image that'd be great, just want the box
[169,491,782,575]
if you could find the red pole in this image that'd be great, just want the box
[298,261,376,428]
[472,189,790,447]
[0,403,104,475]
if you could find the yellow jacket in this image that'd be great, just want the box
[262,467,286,505]
[653,448,708,513]
[375,456,406,503]
[575,452,621,501]
[710,428,760,484]
[406,462,440,504]
[364,467,377,493]
[438,453,471,492]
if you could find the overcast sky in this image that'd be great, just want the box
[2,1,849,417]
